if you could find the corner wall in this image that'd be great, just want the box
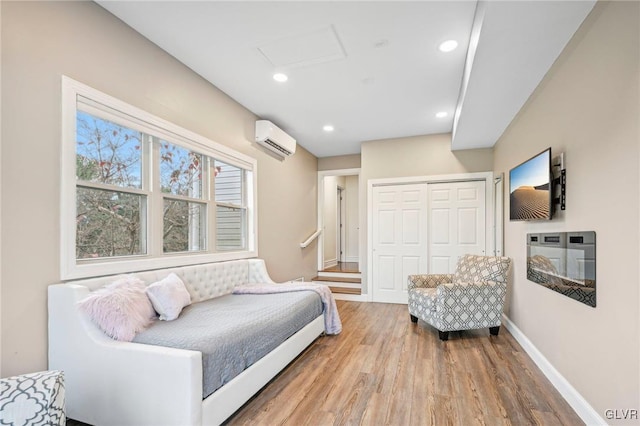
[318,154,361,171]
[493,1,639,421]
[1,1,317,376]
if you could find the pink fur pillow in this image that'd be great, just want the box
[78,275,156,341]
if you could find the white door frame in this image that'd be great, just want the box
[337,186,347,263]
[494,173,504,256]
[317,168,361,272]
[367,171,496,298]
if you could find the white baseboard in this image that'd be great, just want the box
[502,315,606,426]
[315,281,361,289]
[345,256,359,263]
[323,258,337,269]
[332,293,369,302]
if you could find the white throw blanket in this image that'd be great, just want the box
[232,283,342,335]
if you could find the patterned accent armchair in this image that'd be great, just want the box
[408,255,512,341]
[0,370,65,426]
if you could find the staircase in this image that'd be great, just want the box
[312,263,364,301]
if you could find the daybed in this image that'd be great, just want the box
[48,259,331,426]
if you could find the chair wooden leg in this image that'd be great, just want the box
[489,326,500,336]
[438,330,449,341]
[410,314,418,323]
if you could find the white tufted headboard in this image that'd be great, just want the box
[62,259,275,303]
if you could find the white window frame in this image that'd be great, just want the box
[61,76,258,280]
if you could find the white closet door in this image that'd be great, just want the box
[428,180,486,274]
[371,184,428,304]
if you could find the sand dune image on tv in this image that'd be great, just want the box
[510,183,550,220]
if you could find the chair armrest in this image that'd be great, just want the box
[407,274,454,290]
[436,280,507,300]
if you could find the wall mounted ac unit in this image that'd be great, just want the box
[255,120,297,158]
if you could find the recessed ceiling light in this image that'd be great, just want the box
[273,73,288,82]
[435,111,448,118]
[323,124,334,132]
[438,40,458,53]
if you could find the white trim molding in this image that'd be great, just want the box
[502,315,606,426]
[0,0,3,376]
[323,258,338,269]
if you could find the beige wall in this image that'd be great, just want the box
[493,1,639,421]
[318,154,361,171]
[360,133,493,293]
[0,1,317,376]
[362,133,493,181]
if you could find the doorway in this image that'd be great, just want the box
[314,169,364,299]
[319,171,360,271]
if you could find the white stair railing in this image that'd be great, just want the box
[300,229,322,248]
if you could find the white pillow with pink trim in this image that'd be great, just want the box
[145,273,191,321]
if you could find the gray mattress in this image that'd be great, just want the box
[133,291,323,398]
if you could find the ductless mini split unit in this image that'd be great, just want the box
[255,120,297,158]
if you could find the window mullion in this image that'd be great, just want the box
[162,193,206,204]
[247,169,256,253]
[242,169,248,249]
[241,170,249,250]
[215,201,244,209]
[209,157,218,253]
[149,136,163,257]
[202,156,211,252]
[76,181,148,196]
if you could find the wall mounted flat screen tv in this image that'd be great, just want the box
[509,148,553,221]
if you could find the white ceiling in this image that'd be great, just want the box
[98,1,595,158]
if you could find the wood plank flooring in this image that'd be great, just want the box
[225,301,583,426]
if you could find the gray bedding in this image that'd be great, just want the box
[133,291,323,398]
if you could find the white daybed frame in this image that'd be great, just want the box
[48,259,325,426]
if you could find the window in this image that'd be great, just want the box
[159,142,206,253]
[75,112,147,259]
[61,77,257,279]
[214,160,246,251]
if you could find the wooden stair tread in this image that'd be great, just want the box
[328,286,361,295]
[319,269,361,274]
[311,276,362,284]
